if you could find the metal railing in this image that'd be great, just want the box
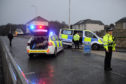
[0,37,29,84]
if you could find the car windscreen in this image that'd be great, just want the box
[61,30,73,35]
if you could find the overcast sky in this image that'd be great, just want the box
[0,0,126,25]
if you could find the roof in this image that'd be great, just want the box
[62,28,92,32]
[26,16,48,24]
[116,17,126,23]
[74,19,104,25]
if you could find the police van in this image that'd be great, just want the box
[59,29,103,50]
[26,25,63,58]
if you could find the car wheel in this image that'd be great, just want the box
[92,44,100,50]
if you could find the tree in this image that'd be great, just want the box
[49,21,68,35]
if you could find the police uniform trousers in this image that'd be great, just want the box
[104,47,112,69]
[74,41,79,49]
[9,38,12,46]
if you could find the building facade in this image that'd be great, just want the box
[116,17,126,29]
[114,17,126,48]
[72,19,104,32]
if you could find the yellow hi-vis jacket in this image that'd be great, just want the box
[103,33,116,51]
[73,34,80,41]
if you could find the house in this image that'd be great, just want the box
[25,16,49,33]
[114,17,126,48]
[115,17,126,29]
[72,19,104,32]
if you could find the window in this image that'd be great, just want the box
[85,31,96,38]
[62,30,73,35]
[74,30,83,37]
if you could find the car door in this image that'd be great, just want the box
[85,31,97,43]
[55,35,63,52]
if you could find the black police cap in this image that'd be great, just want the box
[106,27,113,32]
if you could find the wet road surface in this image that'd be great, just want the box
[2,36,126,84]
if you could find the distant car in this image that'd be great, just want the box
[16,28,24,35]
[26,32,64,58]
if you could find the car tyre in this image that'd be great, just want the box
[92,44,100,50]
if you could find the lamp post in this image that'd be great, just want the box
[69,0,71,29]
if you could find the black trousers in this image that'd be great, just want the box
[74,41,79,49]
[9,39,12,47]
[104,47,112,69]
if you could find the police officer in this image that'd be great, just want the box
[103,27,116,71]
[73,32,80,49]
[8,32,14,47]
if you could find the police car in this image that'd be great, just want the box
[26,25,63,58]
[59,29,103,50]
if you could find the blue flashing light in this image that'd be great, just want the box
[49,32,53,36]
[30,25,35,30]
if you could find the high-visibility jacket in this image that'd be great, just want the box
[73,34,80,41]
[103,33,116,51]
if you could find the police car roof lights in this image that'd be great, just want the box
[30,25,35,30]
[35,29,48,32]
[49,32,54,36]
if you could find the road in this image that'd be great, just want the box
[2,36,126,84]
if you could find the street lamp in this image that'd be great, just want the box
[69,0,71,29]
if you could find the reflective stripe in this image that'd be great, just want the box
[84,37,91,42]
[61,34,68,39]
[54,41,57,47]
[98,39,103,44]
[60,41,63,47]
[56,41,59,47]
[59,41,60,46]
[51,41,56,47]
[28,50,47,53]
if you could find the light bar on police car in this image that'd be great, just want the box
[34,29,48,32]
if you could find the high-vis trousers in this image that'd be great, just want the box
[104,47,112,69]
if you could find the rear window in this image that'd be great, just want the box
[30,36,48,49]
[61,30,73,35]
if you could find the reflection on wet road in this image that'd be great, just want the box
[3,37,126,84]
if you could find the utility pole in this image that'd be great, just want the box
[69,0,71,29]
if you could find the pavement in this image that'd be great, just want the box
[1,36,126,84]
[91,50,126,61]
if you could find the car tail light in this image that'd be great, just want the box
[48,42,53,46]
[47,49,50,53]
[27,49,30,53]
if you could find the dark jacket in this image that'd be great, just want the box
[8,33,13,40]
